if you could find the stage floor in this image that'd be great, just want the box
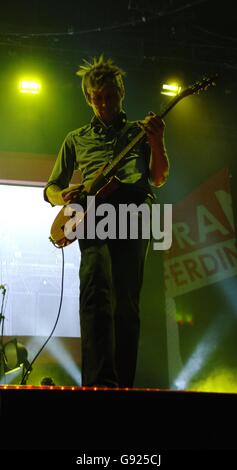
[0,385,236,452]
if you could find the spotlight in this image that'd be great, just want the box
[19,79,42,94]
[0,339,31,382]
[161,83,182,96]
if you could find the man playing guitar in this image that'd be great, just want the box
[44,55,169,388]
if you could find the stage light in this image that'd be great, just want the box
[1,338,31,377]
[161,83,181,96]
[27,336,82,386]
[172,314,229,390]
[44,337,82,385]
[176,311,193,326]
[19,79,42,94]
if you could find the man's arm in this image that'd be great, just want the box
[44,133,77,205]
[46,184,66,205]
[139,112,170,187]
[149,137,169,187]
[46,183,85,206]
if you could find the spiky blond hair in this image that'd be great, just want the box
[76,55,126,103]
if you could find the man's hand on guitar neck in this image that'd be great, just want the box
[138,111,165,148]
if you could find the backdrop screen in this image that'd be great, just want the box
[0,184,80,337]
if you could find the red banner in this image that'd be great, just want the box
[164,168,237,297]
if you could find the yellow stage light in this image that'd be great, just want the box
[19,79,42,94]
[161,83,182,96]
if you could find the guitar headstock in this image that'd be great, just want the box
[181,74,218,98]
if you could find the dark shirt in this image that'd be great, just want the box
[44,111,154,202]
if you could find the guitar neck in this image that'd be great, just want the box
[103,92,183,178]
[103,128,145,178]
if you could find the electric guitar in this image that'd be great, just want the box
[49,75,217,248]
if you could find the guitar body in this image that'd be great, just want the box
[50,175,121,248]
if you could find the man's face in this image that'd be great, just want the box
[88,83,124,125]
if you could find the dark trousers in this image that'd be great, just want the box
[79,191,151,387]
